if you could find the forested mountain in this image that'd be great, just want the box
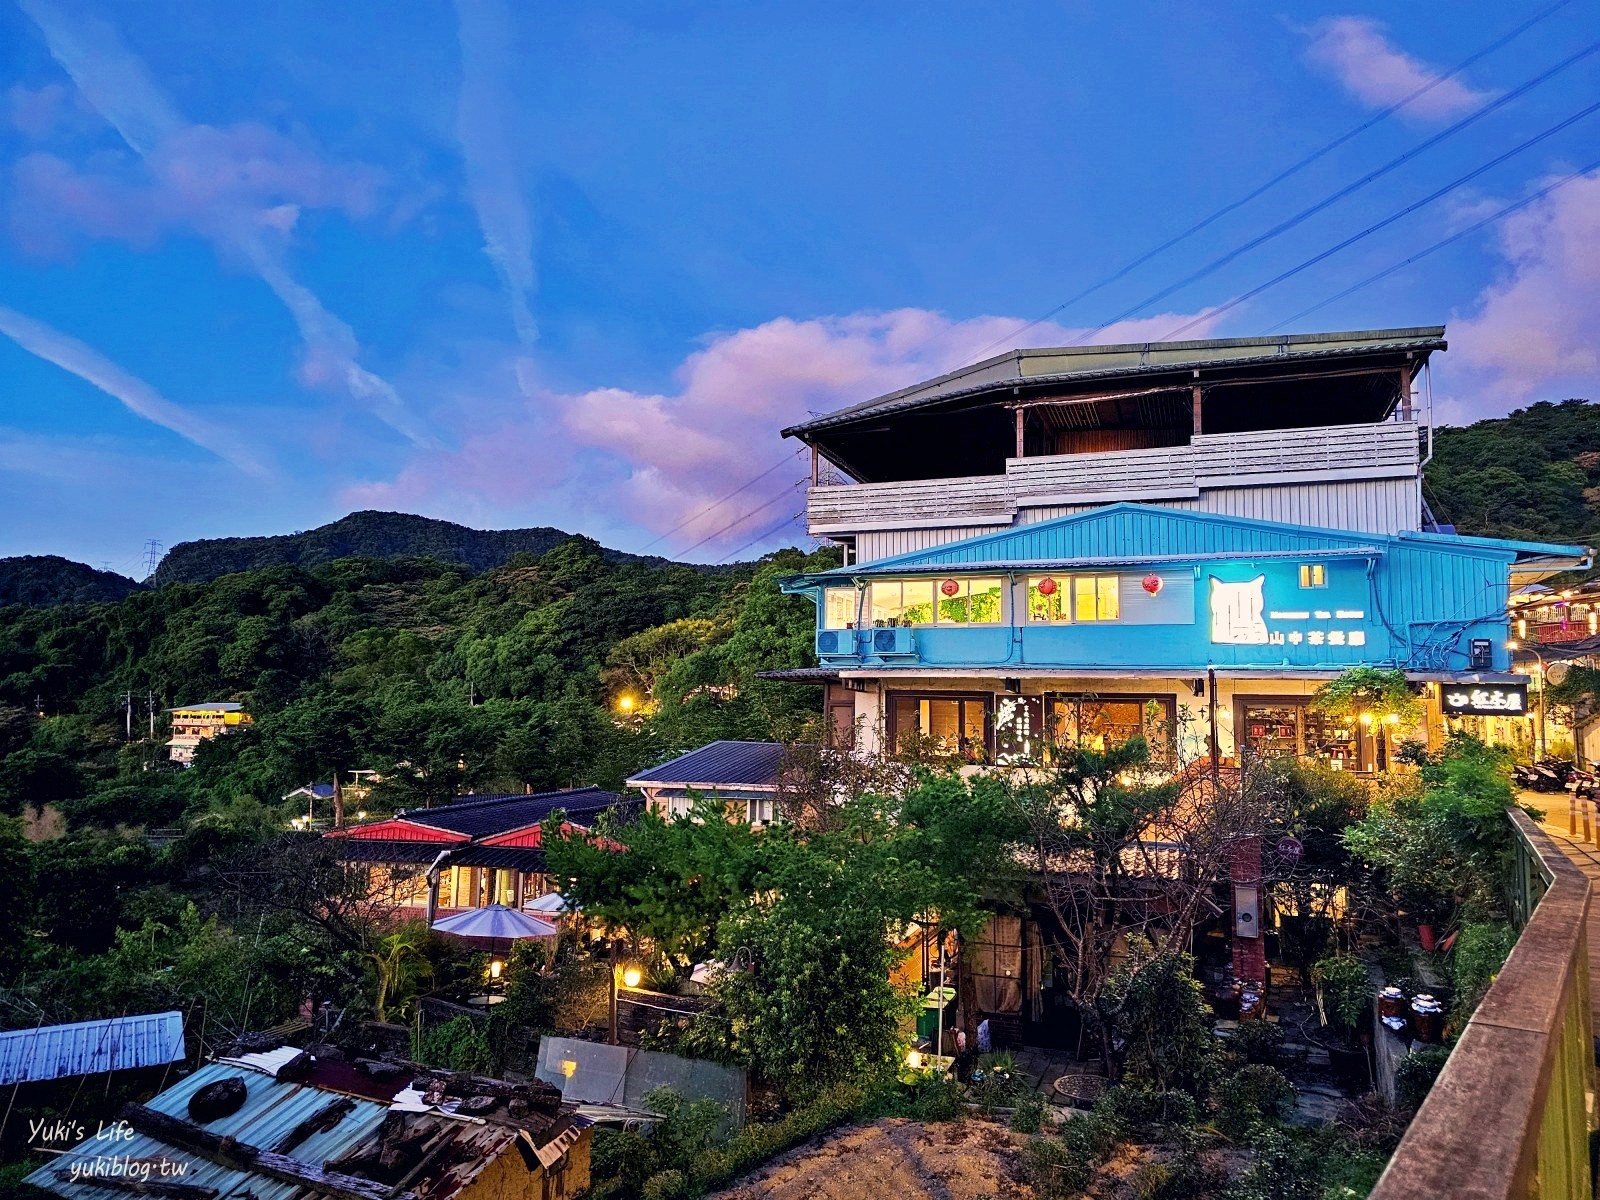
[150,509,682,585]
[0,556,143,607]
[1424,398,1600,550]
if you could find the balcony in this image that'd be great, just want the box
[1370,809,1594,1200]
[808,421,1420,540]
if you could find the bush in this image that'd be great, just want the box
[416,1015,492,1074]
[1230,1019,1285,1066]
[1214,1065,1295,1138]
[1312,955,1371,1039]
[1011,1092,1046,1134]
[641,1170,689,1200]
[1062,1105,1125,1163]
[1452,922,1513,1015]
[1021,1135,1093,1199]
[1099,1083,1198,1130]
[1105,946,1219,1096]
[1227,1126,1324,1200]
[1394,1045,1450,1110]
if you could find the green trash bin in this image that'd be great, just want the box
[916,986,956,1041]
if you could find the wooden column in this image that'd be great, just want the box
[810,445,819,485]
[1191,385,1204,436]
[1014,407,1025,458]
[1398,366,1413,421]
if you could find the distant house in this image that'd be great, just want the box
[326,786,639,917]
[28,1048,593,1200]
[167,702,251,766]
[626,740,791,826]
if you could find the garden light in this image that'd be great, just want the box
[489,958,504,980]
[622,965,643,988]
[1358,712,1373,727]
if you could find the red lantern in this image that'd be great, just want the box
[940,578,961,597]
[1142,573,1163,595]
[1036,577,1058,596]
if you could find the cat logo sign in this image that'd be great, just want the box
[1209,576,1268,645]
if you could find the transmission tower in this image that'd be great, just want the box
[142,540,164,578]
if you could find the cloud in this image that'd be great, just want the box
[0,305,268,474]
[1446,169,1600,418]
[14,0,426,446]
[1303,17,1494,122]
[453,0,539,355]
[342,307,1224,558]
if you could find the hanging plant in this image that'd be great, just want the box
[1311,666,1421,726]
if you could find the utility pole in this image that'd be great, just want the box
[123,691,133,741]
[147,690,156,740]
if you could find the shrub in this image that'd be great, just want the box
[910,1074,965,1122]
[1452,922,1513,1015]
[1061,1105,1125,1163]
[1394,1045,1450,1110]
[416,1015,492,1074]
[1104,946,1219,1096]
[1227,1126,1325,1200]
[1312,955,1371,1040]
[1214,1065,1295,1138]
[1132,1162,1173,1200]
[1098,1083,1198,1130]
[1011,1092,1046,1133]
[640,1170,689,1200]
[1230,1019,1285,1066]
[1021,1135,1093,1199]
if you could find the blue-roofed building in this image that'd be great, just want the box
[774,327,1592,773]
[627,740,792,825]
[0,1012,184,1086]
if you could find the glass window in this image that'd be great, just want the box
[823,587,858,630]
[890,694,990,762]
[1073,575,1120,622]
[1047,694,1174,764]
[1299,563,1327,589]
[1027,576,1068,623]
[871,578,1000,625]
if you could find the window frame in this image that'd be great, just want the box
[823,586,859,630]
[1072,574,1121,622]
[1298,563,1328,589]
[886,690,994,762]
[867,576,1006,627]
[1044,692,1177,765]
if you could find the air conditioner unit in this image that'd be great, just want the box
[816,630,860,661]
[867,626,917,659]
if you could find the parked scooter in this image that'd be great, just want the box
[1566,767,1598,802]
[1532,758,1572,793]
[1513,762,1542,791]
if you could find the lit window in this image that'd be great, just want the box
[1028,576,1068,623]
[1299,564,1327,589]
[1072,576,1120,622]
[823,587,858,630]
[870,578,1002,625]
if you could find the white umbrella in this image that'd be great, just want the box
[524,892,576,915]
[431,904,558,940]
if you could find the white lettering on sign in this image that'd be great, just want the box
[1210,576,1268,645]
[1443,688,1525,714]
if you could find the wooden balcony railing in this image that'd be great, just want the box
[1370,808,1595,1200]
[806,420,1419,534]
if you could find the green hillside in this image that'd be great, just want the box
[0,556,142,606]
[150,509,686,585]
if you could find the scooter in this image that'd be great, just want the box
[1512,763,1542,791]
[1532,759,1570,793]
[1567,767,1598,802]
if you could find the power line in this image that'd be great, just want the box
[674,477,807,560]
[1156,97,1600,340]
[1075,37,1600,345]
[956,0,1578,363]
[718,509,807,564]
[634,448,804,554]
[1265,154,1600,332]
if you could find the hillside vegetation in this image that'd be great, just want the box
[0,556,142,607]
[150,509,684,585]
[1424,398,1600,550]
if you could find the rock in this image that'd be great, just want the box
[188,1077,248,1123]
[276,1051,314,1083]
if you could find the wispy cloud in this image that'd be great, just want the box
[15,0,428,446]
[342,307,1225,557]
[453,0,539,361]
[0,305,267,474]
[1447,169,1600,419]
[1303,17,1495,122]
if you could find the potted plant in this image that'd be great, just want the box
[1312,954,1372,1087]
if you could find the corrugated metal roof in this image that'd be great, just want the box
[26,1062,395,1200]
[784,327,1447,437]
[627,741,790,789]
[451,845,548,871]
[0,1012,184,1085]
[330,839,445,864]
[400,786,626,837]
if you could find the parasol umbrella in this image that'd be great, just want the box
[432,903,558,940]
[524,892,576,915]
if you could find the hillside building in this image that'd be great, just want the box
[166,701,252,766]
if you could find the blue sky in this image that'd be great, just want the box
[2,0,1598,572]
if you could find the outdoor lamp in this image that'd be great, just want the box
[617,695,636,713]
[1384,714,1400,726]
[622,965,643,988]
[907,1048,923,1070]
[489,958,504,980]
[1359,712,1373,727]
[1507,639,1520,650]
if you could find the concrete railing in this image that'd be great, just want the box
[1370,808,1595,1200]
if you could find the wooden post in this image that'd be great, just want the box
[1191,385,1203,436]
[1398,366,1413,422]
[1014,407,1025,459]
[1207,668,1220,784]
[809,445,819,486]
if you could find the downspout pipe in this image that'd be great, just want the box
[424,848,453,925]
